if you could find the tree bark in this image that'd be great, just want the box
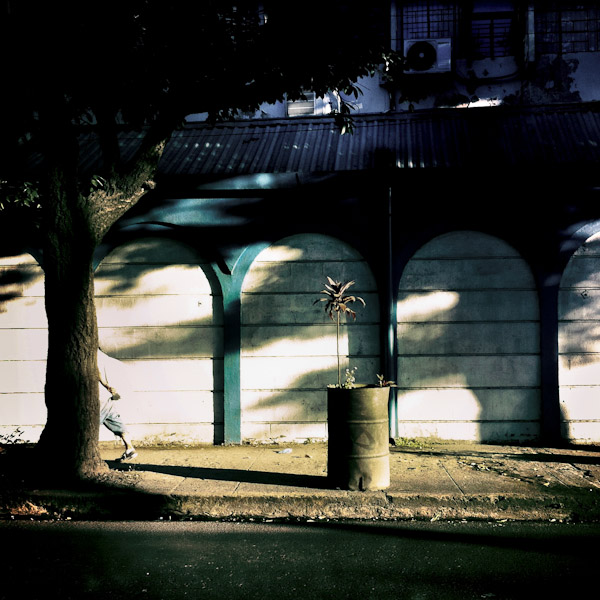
[36,161,105,481]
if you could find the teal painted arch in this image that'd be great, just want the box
[217,241,272,444]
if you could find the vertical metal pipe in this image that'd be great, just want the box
[386,183,398,439]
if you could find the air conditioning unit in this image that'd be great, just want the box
[403,38,452,74]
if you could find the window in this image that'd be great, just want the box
[286,91,316,117]
[470,1,516,59]
[535,2,600,55]
[395,1,460,48]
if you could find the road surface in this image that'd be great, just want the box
[2,519,598,599]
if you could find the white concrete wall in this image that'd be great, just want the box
[186,73,391,123]
[396,231,541,442]
[95,238,223,444]
[0,253,47,443]
[240,233,380,442]
[559,231,600,443]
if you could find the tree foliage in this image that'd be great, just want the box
[1,1,387,194]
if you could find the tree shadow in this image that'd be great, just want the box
[396,231,542,445]
[106,461,330,489]
[0,258,43,311]
[390,445,600,465]
[94,236,226,444]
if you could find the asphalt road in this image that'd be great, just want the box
[2,519,598,599]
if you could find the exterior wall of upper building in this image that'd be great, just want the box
[390,1,600,111]
[186,1,600,123]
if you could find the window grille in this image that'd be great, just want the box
[535,3,600,54]
[399,1,460,42]
[471,12,515,58]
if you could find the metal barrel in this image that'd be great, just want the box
[327,386,390,491]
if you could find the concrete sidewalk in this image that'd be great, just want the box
[2,441,600,522]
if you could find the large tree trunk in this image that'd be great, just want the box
[33,103,172,482]
[36,166,105,481]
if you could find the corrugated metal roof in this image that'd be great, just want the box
[157,103,600,176]
[75,102,600,178]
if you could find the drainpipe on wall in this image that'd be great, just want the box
[385,183,398,440]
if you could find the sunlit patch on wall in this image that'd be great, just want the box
[396,291,460,321]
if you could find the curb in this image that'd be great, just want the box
[4,487,600,523]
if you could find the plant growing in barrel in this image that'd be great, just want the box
[314,276,390,492]
[314,276,365,388]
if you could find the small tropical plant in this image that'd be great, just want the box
[314,277,365,387]
[376,374,396,388]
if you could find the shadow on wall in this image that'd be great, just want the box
[396,231,542,444]
[93,233,379,445]
[94,236,226,444]
[558,230,600,444]
[0,253,44,312]
[0,229,549,446]
[238,233,381,442]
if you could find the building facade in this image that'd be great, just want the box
[2,2,600,446]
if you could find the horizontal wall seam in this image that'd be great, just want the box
[407,256,525,260]
[252,259,368,264]
[242,421,327,425]
[396,419,541,424]
[117,356,223,358]
[559,319,600,322]
[397,320,541,324]
[241,357,380,361]
[0,360,47,363]
[96,294,223,298]
[396,386,541,390]
[398,353,541,357]
[242,292,376,296]
[398,288,538,292]
[242,388,339,392]
[98,325,221,329]
[0,328,49,331]
[559,384,600,389]
[241,324,379,328]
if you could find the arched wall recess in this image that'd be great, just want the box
[94,237,224,444]
[559,229,600,444]
[240,233,380,442]
[0,252,47,442]
[396,231,541,442]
